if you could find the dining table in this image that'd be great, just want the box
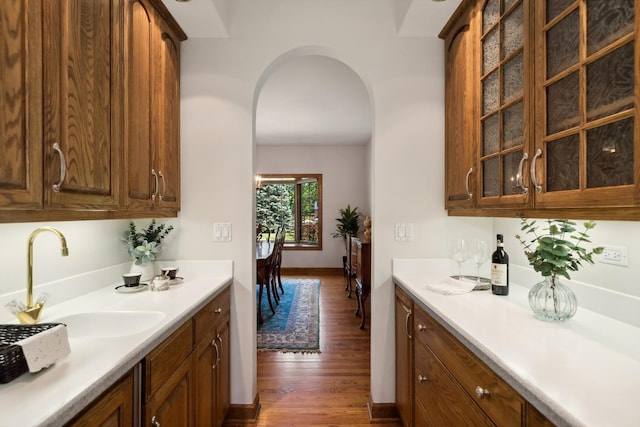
[256,241,275,323]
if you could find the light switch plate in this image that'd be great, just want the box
[395,223,414,241]
[213,223,232,241]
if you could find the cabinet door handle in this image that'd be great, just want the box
[530,149,543,193]
[403,306,412,340]
[417,323,426,332]
[216,333,223,363]
[159,171,166,200]
[212,339,219,369]
[464,167,473,199]
[151,415,160,426]
[214,308,222,314]
[475,386,490,398]
[151,169,159,200]
[516,152,529,193]
[52,143,66,192]
[417,374,428,383]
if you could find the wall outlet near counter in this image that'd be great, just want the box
[599,245,628,266]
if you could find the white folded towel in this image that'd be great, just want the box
[16,324,71,373]
[423,275,477,295]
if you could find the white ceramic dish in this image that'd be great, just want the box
[114,283,148,294]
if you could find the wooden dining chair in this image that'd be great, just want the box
[256,224,271,242]
[257,243,277,323]
[271,225,286,299]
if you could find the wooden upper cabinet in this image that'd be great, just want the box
[125,0,155,210]
[443,0,640,218]
[533,0,638,208]
[0,0,43,209]
[43,0,122,210]
[125,0,183,211]
[477,0,533,209]
[0,0,184,222]
[153,19,181,210]
[443,2,476,209]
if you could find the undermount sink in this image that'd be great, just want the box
[52,310,166,338]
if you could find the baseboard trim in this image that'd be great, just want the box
[224,394,261,425]
[280,267,343,276]
[367,397,401,424]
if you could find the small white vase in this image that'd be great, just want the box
[130,260,155,282]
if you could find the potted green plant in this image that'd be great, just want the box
[516,219,603,321]
[332,205,362,270]
[122,219,174,280]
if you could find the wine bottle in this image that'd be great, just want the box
[491,234,509,295]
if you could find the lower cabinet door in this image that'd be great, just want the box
[395,287,413,427]
[414,343,494,427]
[67,370,134,427]
[144,356,192,426]
[193,329,217,426]
[215,318,231,426]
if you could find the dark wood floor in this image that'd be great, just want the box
[234,272,401,426]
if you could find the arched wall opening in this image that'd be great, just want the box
[251,43,376,388]
[253,47,375,269]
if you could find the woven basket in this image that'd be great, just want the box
[0,323,63,384]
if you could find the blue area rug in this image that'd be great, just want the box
[257,278,320,353]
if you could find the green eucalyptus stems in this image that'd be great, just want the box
[516,219,603,280]
[123,219,174,265]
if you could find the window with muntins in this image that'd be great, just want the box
[256,174,322,250]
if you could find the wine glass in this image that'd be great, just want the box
[450,239,469,279]
[471,240,489,288]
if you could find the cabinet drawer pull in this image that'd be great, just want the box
[159,171,166,200]
[52,143,66,192]
[151,415,160,426]
[530,149,543,193]
[417,323,426,332]
[516,152,529,193]
[475,386,490,398]
[464,167,473,199]
[417,374,428,383]
[212,339,219,369]
[151,169,159,200]
[214,308,222,314]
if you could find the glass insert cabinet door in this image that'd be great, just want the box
[533,0,638,208]
[478,0,533,208]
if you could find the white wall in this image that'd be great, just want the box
[0,218,180,298]
[173,0,471,405]
[494,217,640,299]
[0,219,132,296]
[256,144,370,268]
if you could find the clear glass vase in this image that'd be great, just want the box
[528,275,577,321]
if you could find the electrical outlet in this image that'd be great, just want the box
[599,245,628,266]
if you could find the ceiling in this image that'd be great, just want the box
[162,0,462,145]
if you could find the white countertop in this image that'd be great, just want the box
[393,259,640,427]
[0,272,232,426]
